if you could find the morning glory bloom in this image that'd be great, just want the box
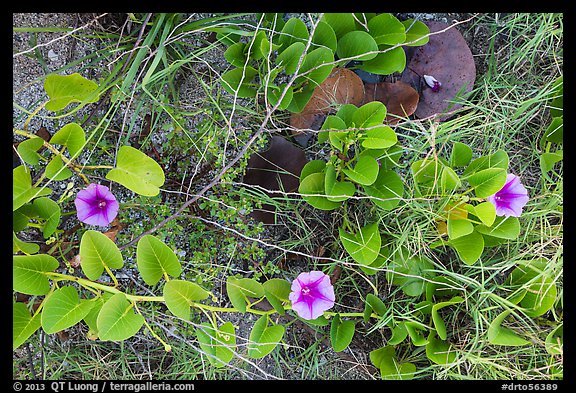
[74,183,119,226]
[289,271,335,320]
[486,174,529,217]
[423,74,441,92]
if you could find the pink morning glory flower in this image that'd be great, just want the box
[423,74,441,92]
[486,174,529,217]
[289,271,335,320]
[74,183,119,226]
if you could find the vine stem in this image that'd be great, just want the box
[44,272,377,319]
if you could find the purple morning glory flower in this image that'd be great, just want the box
[423,74,441,92]
[74,183,119,226]
[289,271,335,320]
[486,174,529,217]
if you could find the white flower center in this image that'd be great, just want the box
[301,287,311,295]
[98,200,107,208]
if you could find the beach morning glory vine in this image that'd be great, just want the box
[74,183,119,226]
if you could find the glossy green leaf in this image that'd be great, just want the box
[311,21,337,52]
[476,216,520,240]
[367,13,405,45]
[487,310,530,346]
[106,145,165,197]
[96,293,144,341]
[196,322,236,367]
[405,321,429,346]
[32,197,61,238]
[226,276,264,313]
[370,346,416,380]
[473,201,496,226]
[41,286,94,334]
[322,13,356,39]
[13,165,52,211]
[224,42,247,67]
[426,332,457,365]
[248,315,285,359]
[339,222,381,265]
[319,115,347,144]
[352,101,386,127]
[13,254,59,295]
[402,19,430,46]
[136,235,182,286]
[220,66,258,98]
[411,158,441,185]
[440,166,461,193]
[337,31,378,62]
[324,164,355,202]
[276,42,306,75]
[363,293,387,322]
[359,246,388,276]
[388,323,408,345]
[13,302,42,350]
[286,84,316,113]
[544,116,563,144]
[296,47,334,86]
[506,260,558,318]
[278,17,309,49]
[447,217,473,240]
[13,232,40,255]
[342,155,379,186]
[359,47,406,75]
[467,168,507,198]
[299,172,341,210]
[299,159,326,181]
[330,314,355,352]
[449,229,484,265]
[50,123,86,157]
[363,168,404,211]
[79,230,124,281]
[263,278,291,315]
[45,155,73,181]
[361,125,397,149]
[335,103,358,127]
[431,296,464,340]
[450,142,473,167]
[463,150,509,176]
[545,324,563,355]
[540,151,563,173]
[386,248,434,297]
[83,295,109,339]
[17,137,44,165]
[163,279,209,320]
[44,73,99,111]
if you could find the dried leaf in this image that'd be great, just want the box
[243,136,308,224]
[290,67,365,145]
[102,218,124,243]
[363,81,419,124]
[400,21,476,120]
[69,254,82,268]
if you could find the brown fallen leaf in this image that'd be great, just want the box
[102,217,125,242]
[363,81,420,124]
[401,21,476,120]
[243,135,308,224]
[290,67,365,145]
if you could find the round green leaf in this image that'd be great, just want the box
[339,222,381,266]
[359,47,406,75]
[13,232,40,255]
[487,310,531,346]
[352,101,387,127]
[17,137,44,165]
[278,17,309,49]
[311,21,337,52]
[475,216,520,240]
[224,42,247,67]
[342,155,379,186]
[276,42,306,74]
[96,293,144,341]
[363,293,387,322]
[463,150,509,176]
[299,159,326,181]
[367,13,405,45]
[49,123,86,157]
[299,172,341,210]
[137,235,182,286]
[296,47,334,87]
[473,201,496,227]
[220,66,258,98]
[45,155,73,181]
[337,31,378,61]
[106,145,165,196]
[363,168,404,210]
[79,230,124,281]
[467,168,507,198]
[196,322,236,367]
[431,296,464,340]
[545,324,563,355]
[450,142,473,167]
[13,254,59,295]
[361,125,397,149]
[248,315,285,359]
[322,13,356,39]
[32,197,61,238]
[13,302,42,350]
[263,278,291,315]
[447,217,473,240]
[386,249,434,297]
[44,73,100,112]
[330,314,356,352]
[163,279,209,320]
[544,116,563,143]
[41,286,95,334]
[325,164,355,202]
[13,165,52,211]
[426,333,457,365]
[449,229,484,265]
[440,166,461,193]
[402,19,430,46]
[267,83,294,111]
